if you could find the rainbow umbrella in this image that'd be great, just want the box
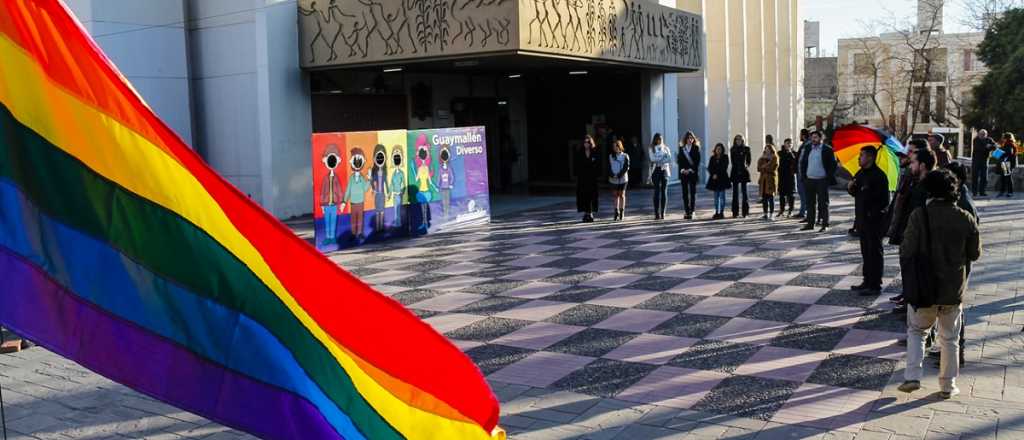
[832,125,908,191]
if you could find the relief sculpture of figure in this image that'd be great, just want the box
[357,0,398,56]
[299,1,332,63]
[527,0,551,47]
[328,0,364,59]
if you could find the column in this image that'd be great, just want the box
[676,0,710,179]
[727,0,748,142]
[763,0,780,143]
[705,0,730,149]
[746,0,765,151]
[791,0,805,139]
[777,0,793,140]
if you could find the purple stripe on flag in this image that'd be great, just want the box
[0,247,346,440]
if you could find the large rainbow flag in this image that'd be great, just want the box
[831,125,908,192]
[0,1,503,439]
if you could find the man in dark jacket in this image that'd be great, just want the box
[799,131,838,232]
[794,129,811,219]
[971,129,997,196]
[898,169,981,399]
[677,133,702,219]
[849,146,890,296]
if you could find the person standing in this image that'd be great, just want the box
[889,145,936,310]
[677,131,702,219]
[575,135,601,223]
[971,129,997,196]
[757,143,780,220]
[778,138,798,217]
[849,146,890,296]
[929,133,953,168]
[609,140,631,221]
[627,135,645,186]
[995,133,1018,197]
[799,131,838,232]
[730,134,753,218]
[650,133,673,220]
[794,129,811,219]
[706,143,731,220]
[898,169,982,399]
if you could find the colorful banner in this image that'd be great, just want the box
[313,127,491,250]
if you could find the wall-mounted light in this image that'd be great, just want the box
[383,67,403,73]
[497,100,508,106]
[328,90,343,94]
[569,70,588,75]
[508,74,522,79]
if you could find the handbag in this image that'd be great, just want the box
[902,206,936,308]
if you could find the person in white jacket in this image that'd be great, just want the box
[649,133,673,220]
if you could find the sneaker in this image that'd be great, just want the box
[762,215,769,220]
[818,226,829,233]
[800,224,815,231]
[850,283,869,291]
[939,387,961,399]
[685,214,693,220]
[20,339,35,349]
[889,295,903,303]
[898,380,921,393]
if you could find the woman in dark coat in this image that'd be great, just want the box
[777,138,798,217]
[730,134,753,218]
[576,135,601,222]
[995,133,1018,197]
[707,143,732,219]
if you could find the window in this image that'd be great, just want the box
[854,53,873,75]
[853,94,875,116]
[935,86,947,122]
[912,48,948,82]
[963,49,975,71]
[914,86,931,123]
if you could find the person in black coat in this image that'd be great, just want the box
[677,131,702,219]
[798,130,838,231]
[778,138,798,217]
[706,143,731,219]
[849,146,890,295]
[575,135,601,222]
[729,134,753,218]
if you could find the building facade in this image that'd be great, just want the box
[836,0,986,156]
[66,0,803,219]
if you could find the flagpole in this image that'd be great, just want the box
[0,328,8,440]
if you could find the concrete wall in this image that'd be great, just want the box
[66,0,194,146]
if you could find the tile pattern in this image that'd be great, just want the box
[333,191,908,430]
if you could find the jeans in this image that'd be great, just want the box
[805,178,830,226]
[652,169,668,217]
[780,192,795,214]
[761,196,775,216]
[392,195,404,227]
[681,177,697,214]
[972,163,988,195]
[714,190,726,214]
[732,182,749,216]
[906,304,962,392]
[321,205,337,244]
[797,178,807,215]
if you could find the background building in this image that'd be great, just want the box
[66,0,804,219]
[836,0,986,156]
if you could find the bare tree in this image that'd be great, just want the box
[957,0,1024,31]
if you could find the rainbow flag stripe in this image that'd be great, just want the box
[0,1,503,439]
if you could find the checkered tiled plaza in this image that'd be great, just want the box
[2,186,1024,440]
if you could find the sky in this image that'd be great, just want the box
[801,0,974,56]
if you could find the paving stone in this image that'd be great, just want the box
[806,354,898,391]
[788,273,844,289]
[770,323,849,352]
[541,270,603,286]
[444,317,533,341]
[623,276,686,293]
[465,344,536,375]
[667,339,761,374]
[545,304,624,327]
[815,289,879,308]
[551,359,658,398]
[453,296,532,315]
[739,301,811,322]
[636,293,705,313]
[542,285,615,303]
[716,282,781,300]
[390,288,445,305]
[700,267,758,281]
[691,375,801,421]
[546,328,640,358]
[650,314,733,339]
